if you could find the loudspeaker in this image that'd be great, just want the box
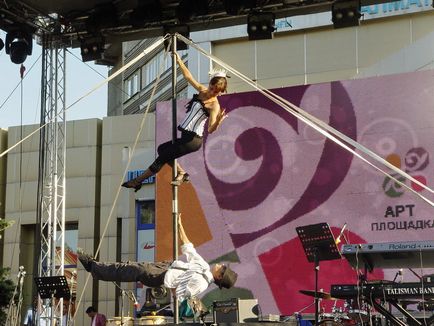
[213,298,259,323]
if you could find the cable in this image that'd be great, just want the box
[175,33,434,207]
[65,48,132,100]
[8,65,26,268]
[419,249,428,326]
[71,37,171,323]
[0,36,168,160]
[0,53,42,112]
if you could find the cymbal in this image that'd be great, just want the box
[299,289,334,300]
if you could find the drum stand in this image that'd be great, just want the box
[283,300,317,324]
[296,223,341,326]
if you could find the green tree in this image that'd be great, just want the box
[0,267,16,324]
[0,218,14,235]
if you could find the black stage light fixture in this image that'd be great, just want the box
[224,0,256,15]
[131,0,162,27]
[163,24,190,51]
[86,3,118,34]
[247,12,276,40]
[5,27,33,64]
[176,0,208,23]
[332,0,361,29]
[0,38,4,51]
[80,38,105,62]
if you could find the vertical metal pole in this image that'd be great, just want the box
[170,33,179,324]
[37,35,67,326]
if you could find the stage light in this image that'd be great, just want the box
[176,0,208,23]
[86,3,118,33]
[247,12,276,40]
[130,0,162,27]
[224,0,256,15]
[80,38,104,62]
[5,27,33,64]
[332,0,361,29]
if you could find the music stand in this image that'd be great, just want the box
[34,276,70,299]
[296,223,341,326]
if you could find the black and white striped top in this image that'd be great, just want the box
[178,95,209,137]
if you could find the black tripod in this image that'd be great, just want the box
[296,223,341,326]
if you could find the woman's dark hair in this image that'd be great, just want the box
[209,76,228,93]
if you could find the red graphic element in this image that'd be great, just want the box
[411,175,427,192]
[143,242,155,250]
[259,228,384,314]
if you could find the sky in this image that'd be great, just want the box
[0,30,109,129]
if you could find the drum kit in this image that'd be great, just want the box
[299,290,373,326]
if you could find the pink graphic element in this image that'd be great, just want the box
[259,228,384,314]
[156,70,434,315]
[220,82,357,247]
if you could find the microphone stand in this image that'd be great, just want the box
[5,266,26,326]
[66,272,76,326]
[112,282,136,325]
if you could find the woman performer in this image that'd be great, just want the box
[122,52,228,191]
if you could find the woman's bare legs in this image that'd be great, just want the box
[171,162,190,186]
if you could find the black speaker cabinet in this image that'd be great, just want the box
[213,298,259,323]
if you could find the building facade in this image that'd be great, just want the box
[0,3,433,324]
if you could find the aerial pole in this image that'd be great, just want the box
[170,33,180,325]
[36,33,67,326]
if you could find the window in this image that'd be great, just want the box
[137,200,155,229]
[124,69,140,101]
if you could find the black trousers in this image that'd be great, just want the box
[148,130,203,174]
[89,260,172,287]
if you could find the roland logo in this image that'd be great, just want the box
[388,243,417,250]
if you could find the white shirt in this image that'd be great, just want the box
[163,243,213,301]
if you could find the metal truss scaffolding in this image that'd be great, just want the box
[36,34,67,326]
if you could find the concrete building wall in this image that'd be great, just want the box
[97,113,156,318]
[2,119,104,325]
[0,114,157,323]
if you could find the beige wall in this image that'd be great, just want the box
[1,115,157,323]
[93,113,156,319]
[2,119,104,325]
[209,11,434,94]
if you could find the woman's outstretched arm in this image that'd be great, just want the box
[174,52,206,92]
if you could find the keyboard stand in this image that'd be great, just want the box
[370,300,411,326]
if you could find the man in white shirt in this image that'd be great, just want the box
[78,215,237,301]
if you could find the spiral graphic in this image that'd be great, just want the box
[212,81,357,248]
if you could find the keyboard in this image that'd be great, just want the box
[341,241,434,271]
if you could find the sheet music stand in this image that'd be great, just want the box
[296,223,341,326]
[34,276,70,299]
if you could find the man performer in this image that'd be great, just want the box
[78,215,237,302]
